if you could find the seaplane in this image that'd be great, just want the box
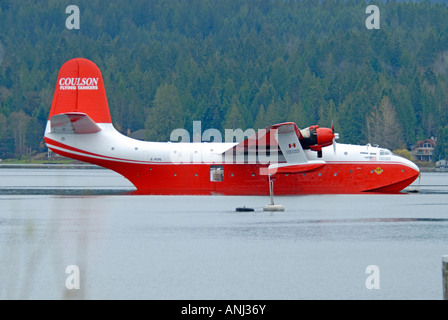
[44,58,420,197]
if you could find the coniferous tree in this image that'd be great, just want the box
[433,126,448,161]
[366,96,404,150]
[145,84,184,141]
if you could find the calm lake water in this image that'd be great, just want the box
[0,166,447,300]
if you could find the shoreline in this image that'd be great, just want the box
[419,167,447,172]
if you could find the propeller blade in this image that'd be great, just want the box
[331,121,338,154]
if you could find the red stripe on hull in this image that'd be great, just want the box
[46,139,420,195]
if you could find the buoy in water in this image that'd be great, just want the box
[263,204,285,212]
[236,206,255,212]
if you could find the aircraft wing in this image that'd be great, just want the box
[267,122,325,174]
[273,122,307,163]
[50,112,102,134]
[223,122,325,175]
[223,122,299,154]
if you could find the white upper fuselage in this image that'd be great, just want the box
[45,122,419,173]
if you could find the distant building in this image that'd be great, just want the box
[411,138,436,162]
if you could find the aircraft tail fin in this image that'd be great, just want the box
[48,58,111,124]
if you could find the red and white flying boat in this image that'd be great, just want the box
[44,58,420,195]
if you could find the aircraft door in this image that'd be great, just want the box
[210,165,224,183]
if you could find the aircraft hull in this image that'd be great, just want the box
[45,137,419,195]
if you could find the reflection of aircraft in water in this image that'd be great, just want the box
[44,58,420,195]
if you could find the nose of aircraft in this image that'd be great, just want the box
[397,155,420,178]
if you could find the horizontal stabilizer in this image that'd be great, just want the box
[50,112,101,134]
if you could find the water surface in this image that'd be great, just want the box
[0,167,447,300]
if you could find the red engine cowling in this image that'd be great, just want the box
[299,125,335,157]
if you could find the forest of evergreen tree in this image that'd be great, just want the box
[2,0,448,160]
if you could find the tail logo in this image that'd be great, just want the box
[58,77,99,90]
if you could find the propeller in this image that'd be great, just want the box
[331,120,339,154]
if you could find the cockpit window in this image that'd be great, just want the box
[380,149,391,156]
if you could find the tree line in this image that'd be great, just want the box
[1,0,448,160]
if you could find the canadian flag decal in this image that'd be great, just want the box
[289,143,296,148]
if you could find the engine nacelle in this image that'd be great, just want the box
[299,125,335,158]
